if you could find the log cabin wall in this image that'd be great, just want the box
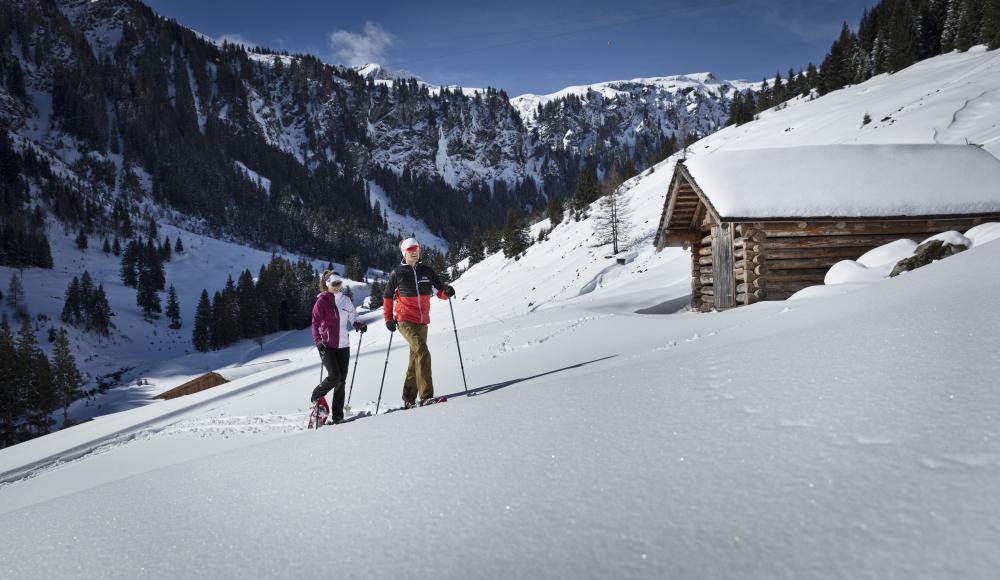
[731,216,1000,303]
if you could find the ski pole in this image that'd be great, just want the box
[448,297,469,395]
[319,348,325,385]
[346,331,363,406]
[375,327,394,415]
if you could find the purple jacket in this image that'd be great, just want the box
[312,292,341,348]
[312,291,360,348]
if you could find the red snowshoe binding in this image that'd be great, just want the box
[307,396,330,429]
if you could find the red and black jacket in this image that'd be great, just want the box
[383,262,448,324]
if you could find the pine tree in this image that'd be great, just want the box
[0,316,19,447]
[954,0,983,51]
[210,290,226,349]
[120,241,141,287]
[136,267,161,320]
[146,214,158,239]
[982,0,1000,48]
[221,275,239,345]
[571,165,600,216]
[75,229,88,250]
[102,237,111,254]
[166,285,181,330]
[345,254,364,281]
[192,289,212,352]
[16,318,56,436]
[886,0,920,72]
[112,236,122,256]
[6,273,25,312]
[502,208,531,259]
[547,195,564,227]
[62,276,82,325]
[91,285,113,336]
[467,228,485,265]
[79,271,95,315]
[160,237,172,262]
[145,237,165,291]
[174,237,184,253]
[51,328,83,427]
[368,280,384,311]
[236,270,257,339]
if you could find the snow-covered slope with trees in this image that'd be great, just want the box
[2,46,1000,578]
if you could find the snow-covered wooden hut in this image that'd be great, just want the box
[654,145,1000,311]
[155,360,290,400]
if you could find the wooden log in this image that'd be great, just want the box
[762,290,794,301]
[766,257,844,270]
[701,286,714,296]
[699,256,714,266]
[734,249,762,264]
[698,246,714,257]
[699,274,714,285]
[700,266,713,275]
[752,217,1000,238]
[736,289,767,304]
[762,247,870,260]
[756,280,818,293]
[763,234,918,250]
[701,234,713,245]
[762,269,829,282]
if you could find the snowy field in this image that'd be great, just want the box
[2,47,1000,578]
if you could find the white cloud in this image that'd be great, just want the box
[329,22,394,66]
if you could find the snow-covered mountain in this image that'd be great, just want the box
[1,0,754,256]
[2,45,1000,578]
[512,73,756,158]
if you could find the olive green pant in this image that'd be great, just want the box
[397,321,433,403]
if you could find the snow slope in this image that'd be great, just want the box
[0,219,352,423]
[2,48,1000,579]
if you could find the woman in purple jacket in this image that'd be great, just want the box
[310,270,367,424]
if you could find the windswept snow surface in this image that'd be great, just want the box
[2,232,1000,579]
[3,48,1000,579]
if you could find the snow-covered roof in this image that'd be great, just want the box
[215,360,290,381]
[682,145,1000,219]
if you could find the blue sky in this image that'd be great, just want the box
[145,0,873,96]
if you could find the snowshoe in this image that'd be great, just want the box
[307,397,330,429]
[419,396,448,406]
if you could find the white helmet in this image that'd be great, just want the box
[400,237,420,254]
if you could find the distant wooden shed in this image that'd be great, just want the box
[654,145,1000,311]
[155,359,291,400]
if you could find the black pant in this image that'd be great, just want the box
[311,346,350,420]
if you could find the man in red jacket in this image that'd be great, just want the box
[384,237,455,407]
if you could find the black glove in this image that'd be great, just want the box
[444,285,456,298]
[386,319,397,332]
[317,343,327,356]
[356,322,368,333]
